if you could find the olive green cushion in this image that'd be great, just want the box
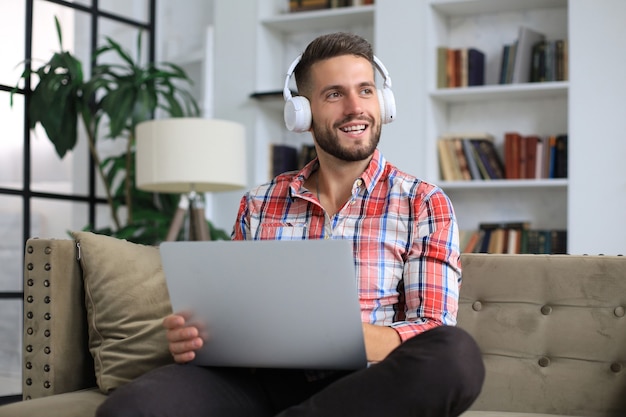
[72,231,173,393]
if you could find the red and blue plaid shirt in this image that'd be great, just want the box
[232,149,461,342]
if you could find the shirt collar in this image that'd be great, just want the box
[289,148,387,198]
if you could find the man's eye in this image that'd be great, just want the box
[327,92,341,99]
[361,88,374,95]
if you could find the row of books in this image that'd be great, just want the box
[437,134,505,181]
[460,222,567,254]
[437,47,485,88]
[270,143,317,178]
[500,26,568,84]
[289,0,372,12]
[436,26,567,89]
[504,133,568,180]
[437,133,568,182]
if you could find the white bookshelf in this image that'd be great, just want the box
[424,0,570,241]
[209,0,626,254]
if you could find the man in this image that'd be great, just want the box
[97,32,484,417]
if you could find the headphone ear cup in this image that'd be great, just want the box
[284,96,312,132]
[377,88,396,124]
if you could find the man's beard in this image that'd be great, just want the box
[311,116,381,162]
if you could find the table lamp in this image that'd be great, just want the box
[135,117,247,241]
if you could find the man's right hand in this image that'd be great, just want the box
[163,313,204,364]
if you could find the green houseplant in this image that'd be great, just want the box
[12,17,229,243]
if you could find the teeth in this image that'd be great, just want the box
[341,124,366,132]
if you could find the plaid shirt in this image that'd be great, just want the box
[232,149,461,342]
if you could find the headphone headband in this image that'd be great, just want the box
[283,54,393,100]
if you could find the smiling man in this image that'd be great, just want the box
[96,32,485,417]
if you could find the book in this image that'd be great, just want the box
[289,0,330,12]
[270,144,299,177]
[471,139,505,179]
[459,48,469,87]
[554,134,568,178]
[437,47,448,89]
[467,48,485,86]
[504,132,522,179]
[298,144,317,169]
[461,139,482,180]
[511,26,545,84]
[453,138,472,180]
[437,139,457,181]
[499,44,511,84]
[446,48,458,88]
[524,135,540,179]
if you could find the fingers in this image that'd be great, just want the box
[162,313,204,364]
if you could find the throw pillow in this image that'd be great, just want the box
[72,231,173,394]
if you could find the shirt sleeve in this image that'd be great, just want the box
[231,194,250,241]
[390,187,462,342]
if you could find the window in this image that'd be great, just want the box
[0,0,155,403]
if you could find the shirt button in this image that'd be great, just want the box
[356,179,363,186]
[324,235,330,240]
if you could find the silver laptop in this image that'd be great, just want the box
[159,239,367,370]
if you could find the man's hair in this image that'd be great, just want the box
[294,32,374,97]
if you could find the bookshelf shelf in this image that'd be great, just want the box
[430,81,568,103]
[430,0,567,17]
[440,178,567,191]
[261,5,374,33]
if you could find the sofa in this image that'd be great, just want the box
[0,231,624,417]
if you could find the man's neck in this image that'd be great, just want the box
[315,154,372,216]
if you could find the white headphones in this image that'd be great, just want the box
[283,54,397,132]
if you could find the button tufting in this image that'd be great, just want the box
[44,263,51,271]
[472,301,483,311]
[27,246,33,254]
[541,305,552,315]
[610,362,622,373]
[44,279,50,287]
[44,347,51,355]
[27,295,34,303]
[538,356,551,367]
[44,246,52,255]
[44,313,51,320]
[27,263,34,271]
[27,328,33,335]
[26,312,33,319]
[44,329,51,337]
[25,362,32,370]
[25,378,32,386]
[26,345,33,352]
[44,296,50,304]
[44,381,51,389]
[44,364,50,372]
[614,306,625,318]
[27,279,34,287]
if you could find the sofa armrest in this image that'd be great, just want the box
[23,238,96,400]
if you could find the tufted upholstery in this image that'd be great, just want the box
[458,254,626,417]
[0,239,625,417]
[21,238,96,400]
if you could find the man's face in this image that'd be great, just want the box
[307,55,381,162]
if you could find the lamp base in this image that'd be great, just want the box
[165,193,211,241]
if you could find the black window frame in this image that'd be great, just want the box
[0,0,156,404]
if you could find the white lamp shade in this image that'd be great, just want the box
[136,118,247,193]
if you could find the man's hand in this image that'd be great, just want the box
[362,323,401,363]
[163,313,204,364]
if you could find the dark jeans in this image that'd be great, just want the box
[96,326,484,417]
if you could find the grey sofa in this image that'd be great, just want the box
[0,233,624,417]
